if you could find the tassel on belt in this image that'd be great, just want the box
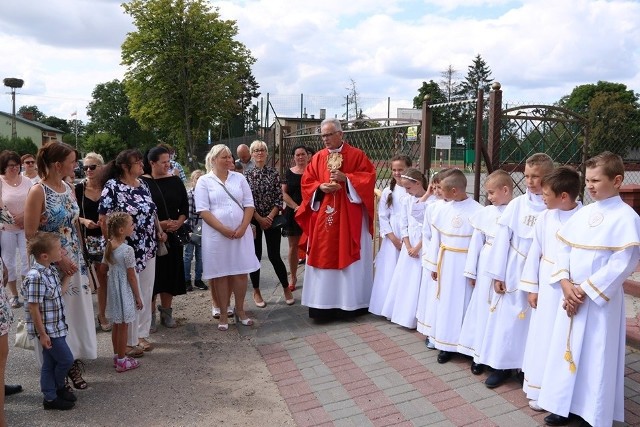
[436,243,468,299]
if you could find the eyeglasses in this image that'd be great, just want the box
[320,131,339,139]
[129,160,143,166]
[252,149,267,153]
[6,164,20,169]
[83,164,98,171]
[23,160,35,165]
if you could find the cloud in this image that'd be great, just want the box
[0,0,639,125]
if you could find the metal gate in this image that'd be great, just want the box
[487,86,589,199]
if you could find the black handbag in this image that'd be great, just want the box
[190,219,202,245]
[271,214,287,229]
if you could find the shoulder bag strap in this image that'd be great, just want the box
[216,180,244,211]
[149,178,171,219]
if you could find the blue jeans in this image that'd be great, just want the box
[183,242,202,281]
[41,336,74,401]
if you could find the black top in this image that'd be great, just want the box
[140,175,189,222]
[75,181,102,237]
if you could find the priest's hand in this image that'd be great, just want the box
[527,292,538,309]
[493,280,506,294]
[319,182,341,193]
[330,170,346,182]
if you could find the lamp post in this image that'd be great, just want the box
[3,78,24,140]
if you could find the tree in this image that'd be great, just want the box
[86,79,156,150]
[83,133,129,162]
[439,65,461,102]
[121,0,257,161]
[413,80,448,135]
[41,116,72,134]
[343,78,360,124]
[0,135,38,155]
[559,81,640,157]
[457,54,494,99]
[17,105,46,122]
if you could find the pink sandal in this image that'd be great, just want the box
[116,356,140,372]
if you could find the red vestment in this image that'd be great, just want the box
[295,143,375,270]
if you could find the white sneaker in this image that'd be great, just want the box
[528,400,543,411]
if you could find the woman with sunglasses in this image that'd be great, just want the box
[21,154,40,184]
[0,151,33,308]
[75,153,110,332]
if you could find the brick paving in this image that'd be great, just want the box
[255,316,637,426]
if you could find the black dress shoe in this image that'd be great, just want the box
[56,387,77,402]
[485,369,511,388]
[437,350,453,364]
[543,413,569,426]
[470,362,484,375]
[4,384,23,396]
[43,397,75,410]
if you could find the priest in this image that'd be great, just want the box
[296,118,376,320]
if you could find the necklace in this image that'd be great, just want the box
[4,176,21,187]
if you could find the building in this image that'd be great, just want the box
[0,111,65,147]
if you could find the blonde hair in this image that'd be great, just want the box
[526,153,554,173]
[485,169,513,190]
[104,212,132,265]
[204,144,231,173]
[190,169,204,186]
[249,140,267,154]
[441,169,467,191]
[83,152,104,165]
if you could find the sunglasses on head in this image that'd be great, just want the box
[83,165,98,171]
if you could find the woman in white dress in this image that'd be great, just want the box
[194,145,260,331]
[368,155,410,316]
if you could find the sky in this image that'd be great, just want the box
[1,0,639,126]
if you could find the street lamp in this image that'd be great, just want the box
[3,77,24,140]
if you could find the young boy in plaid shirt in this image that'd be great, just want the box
[23,231,76,410]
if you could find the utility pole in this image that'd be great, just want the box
[3,77,24,139]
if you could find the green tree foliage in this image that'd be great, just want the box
[121,0,257,160]
[0,136,38,155]
[17,105,46,122]
[41,116,72,134]
[458,54,494,99]
[559,81,640,157]
[83,133,128,161]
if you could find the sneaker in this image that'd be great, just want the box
[528,400,544,411]
[43,397,75,410]
[194,280,208,290]
[9,296,22,308]
[116,356,140,373]
[185,280,194,292]
[56,387,77,402]
[425,338,436,349]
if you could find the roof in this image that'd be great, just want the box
[0,111,65,134]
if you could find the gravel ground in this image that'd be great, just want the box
[4,287,295,426]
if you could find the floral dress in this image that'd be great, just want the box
[98,179,158,273]
[40,182,97,359]
[0,202,13,336]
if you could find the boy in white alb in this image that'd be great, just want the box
[479,153,553,388]
[424,169,482,363]
[519,167,581,412]
[416,170,448,345]
[538,152,640,427]
[457,170,513,375]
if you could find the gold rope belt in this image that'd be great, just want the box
[436,243,468,299]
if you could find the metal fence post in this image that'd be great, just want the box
[487,82,502,172]
[474,89,484,201]
[420,95,432,176]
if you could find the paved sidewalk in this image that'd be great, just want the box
[243,259,637,426]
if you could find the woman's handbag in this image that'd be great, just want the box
[15,320,34,350]
[270,214,287,229]
[154,214,169,257]
[173,223,192,246]
[190,219,202,245]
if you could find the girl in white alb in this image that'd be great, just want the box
[369,155,410,316]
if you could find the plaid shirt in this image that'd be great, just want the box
[186,188,200,229]
[22,261,67,339]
